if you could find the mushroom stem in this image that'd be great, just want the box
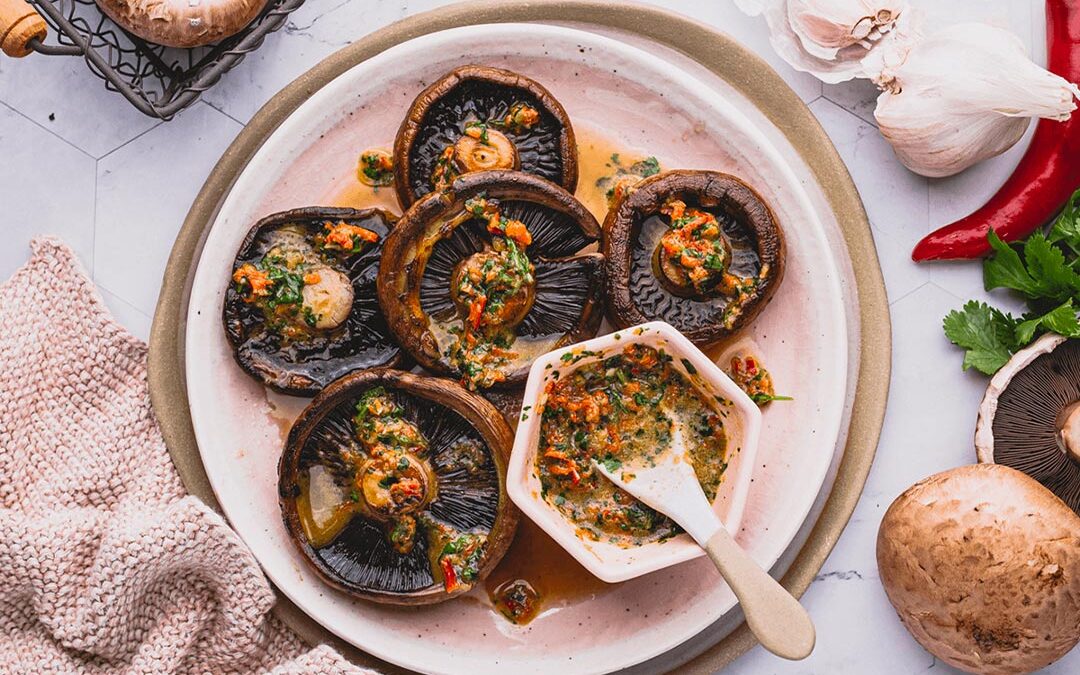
[455,128,519,173]
[1057,401,1080,465]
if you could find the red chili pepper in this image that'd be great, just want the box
[441,557,458,592]
[912,0,1080,262]
[468,297,485,331]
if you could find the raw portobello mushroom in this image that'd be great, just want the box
[94,0,268,48]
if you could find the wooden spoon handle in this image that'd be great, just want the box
[704,527,816,660]
[0,0,45,57]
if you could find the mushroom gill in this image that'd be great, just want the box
[977,334,1080,512]
[393,65,578,207]
[222,207,402,395]
[603,170,785,347]
[377,170,604,390]
[279,369,518,604]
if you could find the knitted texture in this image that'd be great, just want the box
[0,239,368,674]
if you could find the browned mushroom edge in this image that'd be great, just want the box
[602,170,786,347]
[222,207,403,396]
[393,65,578,208]
[278,368,519,605]
[377,170,605,389]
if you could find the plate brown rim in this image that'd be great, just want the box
[147,1,891,672]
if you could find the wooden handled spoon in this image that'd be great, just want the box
[594,427,815,660]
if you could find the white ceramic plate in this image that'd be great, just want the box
[184,23,848,674]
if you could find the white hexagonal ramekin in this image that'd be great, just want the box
[507,321,762,583]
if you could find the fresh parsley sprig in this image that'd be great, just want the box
[944,189,1080,374]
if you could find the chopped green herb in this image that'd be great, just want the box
[942,194,1080,375]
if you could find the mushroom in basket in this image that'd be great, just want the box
[223,207,402,395]
[393,65,578,208]
[278,369,518,604]
[603,170,785,347]
[377,170,605,391]
[94,0,268,48]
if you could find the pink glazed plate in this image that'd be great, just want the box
[183,23,849,675]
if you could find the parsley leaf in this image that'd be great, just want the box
[983,230,1080,303]
[983,230,1042,297]
[601,455,622,472]
[1047,188,1080,257]
[942,300,1019,375]
[1014,299,1080,345]
[1022,233,1080,303]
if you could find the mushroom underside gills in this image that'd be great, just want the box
[280,370,517,604]
[394,66,577,207]
[421,222,603,338]
[222,208,401,395]
[378,171,603,389]
[603,170,785,347]
[630,206,761,330]
[983,336,1080,512]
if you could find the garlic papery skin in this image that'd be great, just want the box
[874,23,1080,178]
[734,0,915,83]
[787,0,906,60]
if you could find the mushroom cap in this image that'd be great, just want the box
[222,207,402,395]
[93,0,268,48]
[877,464,1080,675]
[376,170,605,388]
[976,333,1080,513]
[393,65,578,208]
[603,170,785,347]
[278,368,519,605]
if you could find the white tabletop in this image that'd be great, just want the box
[2,0,1075,672]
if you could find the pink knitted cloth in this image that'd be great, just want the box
[0,239,370,674]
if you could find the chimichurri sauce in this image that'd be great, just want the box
[536,344,729,547]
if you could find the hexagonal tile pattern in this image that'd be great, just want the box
[0,103,96,280]
[642,0,823,103]
[822,78,880,127]
[0,52,160,158]
[98,286,152,342]
[202,0,413,123]
[808,97,930,303]
[94,103,243,315]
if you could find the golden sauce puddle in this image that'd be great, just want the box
[574,129,637,223]
[484,519,609,624]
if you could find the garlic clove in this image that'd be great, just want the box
[787,0,906,60]
[735,0,915,84]
[874,22,1080,178]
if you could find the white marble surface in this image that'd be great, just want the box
[0,0,1075,673]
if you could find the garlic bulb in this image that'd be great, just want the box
[787,0,906,60]
[873,23,1080,178]
[735,0,912,83]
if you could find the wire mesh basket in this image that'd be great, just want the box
[21,0,305,119]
